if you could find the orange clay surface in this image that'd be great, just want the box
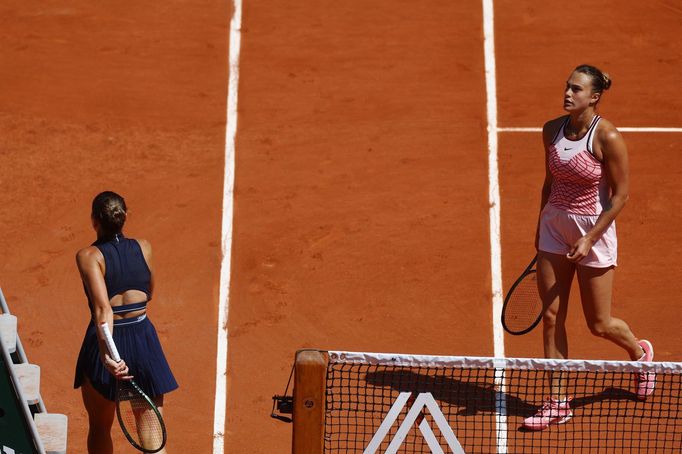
[1,1,680,453]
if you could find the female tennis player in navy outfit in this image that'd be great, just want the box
[522,65,654,431]
[74,191,177,453]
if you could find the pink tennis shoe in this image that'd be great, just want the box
[635,339,655,400]
[522,397,573,431]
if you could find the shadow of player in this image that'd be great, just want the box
[364,369,641,424]
[364,369,535,417]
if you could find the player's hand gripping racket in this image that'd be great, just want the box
[501,255,544,335]
[99,322,167,453]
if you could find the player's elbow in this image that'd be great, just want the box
[618,193,630,206]
[92,303,113,324]
[611,191,629,208]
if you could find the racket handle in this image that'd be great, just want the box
[98,322,122,362]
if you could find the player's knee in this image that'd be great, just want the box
[542,308,563,329]
[89,420,113,433]
[87,410,115,431]
[588,320,612,338]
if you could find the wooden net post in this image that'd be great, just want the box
[292,350,327,454]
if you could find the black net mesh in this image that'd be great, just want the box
[324,354,682,453]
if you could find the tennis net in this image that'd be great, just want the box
[291,350,682,453]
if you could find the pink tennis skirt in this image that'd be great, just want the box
[538,203,617,268]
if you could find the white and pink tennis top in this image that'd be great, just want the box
[548,115,609,216]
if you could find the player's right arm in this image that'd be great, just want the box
[76,247,130,379]
[535,117,562,249]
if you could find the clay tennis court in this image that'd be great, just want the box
[1,0,680,452]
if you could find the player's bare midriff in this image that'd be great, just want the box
[110,289,148,320]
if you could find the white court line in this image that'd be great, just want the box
[481,0,508,453]
[481,0,504,362]
[213,0,242,453]
[498,127,682,133]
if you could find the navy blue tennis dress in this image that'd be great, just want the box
[74,233,178,401]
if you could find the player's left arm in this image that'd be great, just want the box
[568,123,629,261]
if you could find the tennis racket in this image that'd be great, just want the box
[501,255,544,335]
[99,322,167,453]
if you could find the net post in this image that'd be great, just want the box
[292,349,327,454]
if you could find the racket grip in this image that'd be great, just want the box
[98,322,122,362]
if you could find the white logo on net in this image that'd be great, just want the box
[363,392,466,454]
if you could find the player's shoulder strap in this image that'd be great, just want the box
[586,115,602,154]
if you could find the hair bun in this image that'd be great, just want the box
[602,72,612,90]
[110,206,127,222]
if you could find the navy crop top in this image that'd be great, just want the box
[84,233,152,312]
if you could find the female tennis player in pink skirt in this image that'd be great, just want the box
[74,192,177,452]
[522,65,654,431]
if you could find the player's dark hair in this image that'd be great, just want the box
[92,191,127,235]
[574,64,612,93]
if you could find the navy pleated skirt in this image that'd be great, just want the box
[74,316,178,401]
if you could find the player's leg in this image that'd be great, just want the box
[576,264,643,359]
[521,251,576,431]
[577,264,655,399]
[81,378,116,454]
[538,251,575,359]
[537,251,576,400]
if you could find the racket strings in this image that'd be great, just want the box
[504,272,544,333]
[117,383,165,452]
